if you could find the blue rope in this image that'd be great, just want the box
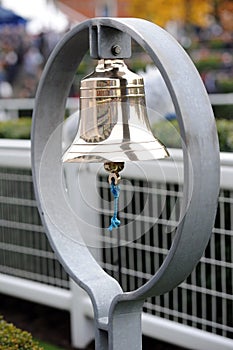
[108,181,121,231]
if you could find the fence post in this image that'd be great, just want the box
[70,279,94,349]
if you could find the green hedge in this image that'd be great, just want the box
[152,119,182,149]
[0,118,31,139]
[0,316,43,350]
[152,118,233,152]
[0,117,232,152]
[213,104,233,120]
[216,79,233,93]
[194,56,222,73]
[215,119,233,152]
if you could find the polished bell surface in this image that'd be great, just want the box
[63,59,169,163]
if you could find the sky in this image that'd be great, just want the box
[1,0,69,32]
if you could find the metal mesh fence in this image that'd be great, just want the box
[0,164,232,340]
[98,175,233,339]
[0,167,69,289]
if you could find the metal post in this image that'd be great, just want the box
[31,18,220,349]
[94,300,143,350]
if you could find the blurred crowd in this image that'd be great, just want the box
[0,21,232,99]
[0,25,63,98]
[187,24,233,93]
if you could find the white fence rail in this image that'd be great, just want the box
[0,138,232,349]
[0,93,232,120]
[0,98,79,120]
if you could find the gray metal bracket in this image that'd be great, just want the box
[90,24,131,59]
[31,17,220,350]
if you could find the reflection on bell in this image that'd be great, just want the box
[62,59,169,163]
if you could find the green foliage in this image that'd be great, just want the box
[208,39,226,49]
[194,56,222,73]
[152,119,182,149]
[0,116,232,152]
[212,104,233,120]
[0,118,31,139]
[216,79,233,93]
[129,59,148,73]
[152,118,233,152]
[216,119,233,152]
[0,316,43,350]
[37,341,64,350]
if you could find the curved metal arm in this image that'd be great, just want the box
[32,18,220,349]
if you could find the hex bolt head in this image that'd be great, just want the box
[111,45,122,56]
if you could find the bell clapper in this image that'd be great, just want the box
[104,162,124,231]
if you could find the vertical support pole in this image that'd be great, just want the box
[95,328,109,350]
[109,300,144,350]
[109,308,143,350]
[95,300,143,350]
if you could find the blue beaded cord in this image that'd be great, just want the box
[108,180,121,231]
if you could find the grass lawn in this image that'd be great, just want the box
[38,340,67,350]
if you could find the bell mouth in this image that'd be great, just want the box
[63,146,169,163]
[62,131,169,163]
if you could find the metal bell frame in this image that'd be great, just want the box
[32,18,220,350]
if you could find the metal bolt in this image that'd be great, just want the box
[111,44,121,56]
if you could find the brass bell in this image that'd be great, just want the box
[62,59,169,165]
[63,58,169,230]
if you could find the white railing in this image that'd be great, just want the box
[208,93,233,106]
[0,93,232,120]
[0,138,232,349]
[0,98,79,119]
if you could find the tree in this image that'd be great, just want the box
[217,0,233,31]
[129,0,213,27]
